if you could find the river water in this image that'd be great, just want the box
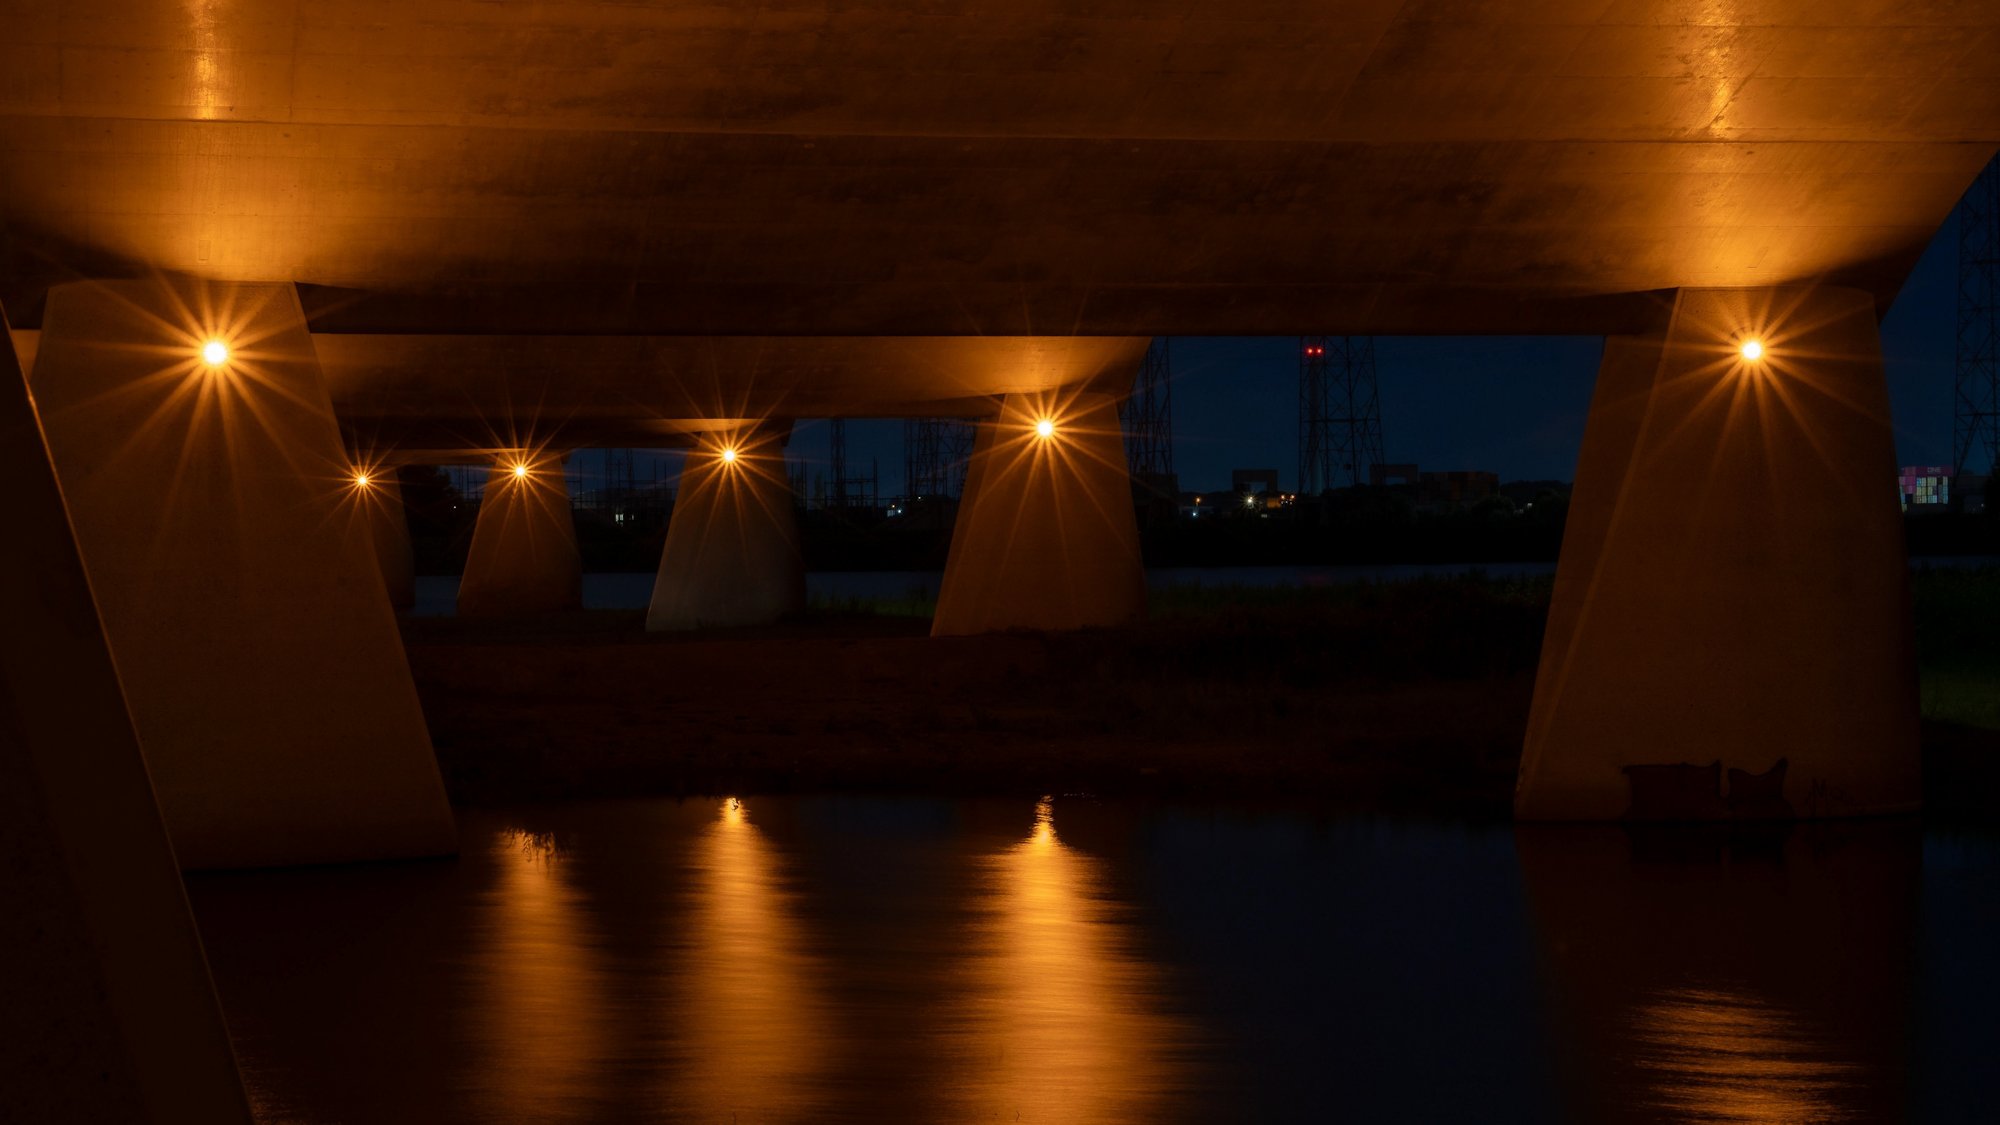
[188,796,1997,1123]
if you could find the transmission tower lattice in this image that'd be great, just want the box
[1956,156,2000,486]
[1298,336,1385,495]
[903,418,976,499]
[1120,339,1175,477]
[825,419,878,510]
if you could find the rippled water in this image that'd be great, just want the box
[187,797,1997,1123]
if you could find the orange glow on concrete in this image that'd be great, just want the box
[646,425,804,630]
[1519,286,1917,820]
[200,339,228,366]
[1739,338,1765,362]
[933,391,1144,635]
[460,452,581,616]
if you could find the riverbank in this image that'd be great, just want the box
[403,572,2000,818]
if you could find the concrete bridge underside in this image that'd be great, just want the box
[3,3,1997,1116]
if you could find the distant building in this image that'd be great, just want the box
[1230,468,1293,514]
[1370,463,1419,488]
[1418,470,1499,508]
[1369,462,1499,510]
[1898,466,1951,511]
[1499,479,1571,506]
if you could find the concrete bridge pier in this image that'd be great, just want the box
[358,470,416,612]
[458,452,583,617]
[932,391,1145,636]
[28,278,456,869]
[1,304,252,1121]
[1517,286,1919,821]
[647,424,805,630]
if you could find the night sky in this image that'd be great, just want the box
[612,205,1968,498]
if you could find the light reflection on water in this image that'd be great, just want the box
[948,798,1191,1123]
[186,798,1996,1124]
[671,797,828,1121]
[1631,987,1860,1123]
[471,829,607,1120]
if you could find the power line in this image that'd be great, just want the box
[1956,156,2000,484]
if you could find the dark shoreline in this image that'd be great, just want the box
[403,598,2000,823]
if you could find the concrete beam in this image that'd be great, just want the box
[1517,286,1920,821]
[0,303,250,1122]
[458,452,582,617]
[648,426,805,631]
[314,333,1148,450]
[933,391,1145,636]
[29,278,457,868]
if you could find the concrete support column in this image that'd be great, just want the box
[1517,286,1919,821]
[358,470,415,611]
[648,425,805,630]
[29,278,456,869]
[0,305,250,1121]
[933,391,1145,636]
[458,452,582,617]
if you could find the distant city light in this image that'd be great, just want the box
[201,339,228,366]
[1739,339,1765,361]
[1035,418,1056,439]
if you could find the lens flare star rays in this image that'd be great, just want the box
[932,389,1146,634]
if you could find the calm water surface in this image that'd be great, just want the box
[188,797,1998,1123]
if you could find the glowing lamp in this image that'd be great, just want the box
[1034,418,1056,439]
[353,472,371,488]
[721,447,738,464]
[511,463,530,480]
[1739,339,1765,362]
[201,340,229,366]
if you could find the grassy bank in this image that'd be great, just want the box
[404,568,2000,816]
[1913,566,2000,730]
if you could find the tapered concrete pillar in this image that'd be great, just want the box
[648,426,804,630]
[30,278,456,869]
[359,471,415,611]
[1518,286,1918,821]
[458,452,582,617]
[0,306,250,1122]
[933,391,1144,636]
